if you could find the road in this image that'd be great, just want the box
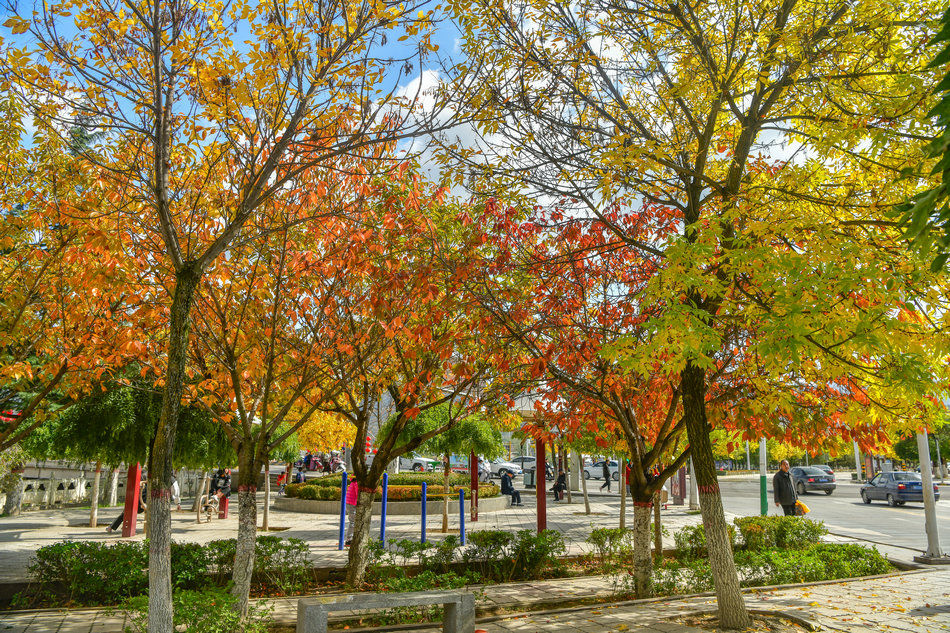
[717,477,949,554]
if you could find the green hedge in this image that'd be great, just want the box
[26,536,310,607]
[290,471,469,490]
[652,543,893,596]
[674,517,826,560]
[734,516,827,550]
[287,481,499,501]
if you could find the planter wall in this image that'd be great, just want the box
[274,493,509,515]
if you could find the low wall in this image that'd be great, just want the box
[274,493,509,515]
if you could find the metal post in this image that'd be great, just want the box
[745,441,751,471]
[338,472,347,551]
[421,482,427,543]
[121,463,142,537]
[536,440,547,532]
[470,451,478,522]
[459,489,465,545]
[935,438,945,484]
[380,472,388,542]
[916,431,944,560]
[853,441,863,482]
[759,438,768,516]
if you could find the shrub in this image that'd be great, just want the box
[508,529,566,581]
[123,587,272,633]
[29,540,148,604]
[288,481,499,501]
[587,527,633,563]
[733,516,826,550]
[464,530,514,579]
[253,536,310,595]
[170,542,213,590]
[733,543,892,586]
[673,523,736,560]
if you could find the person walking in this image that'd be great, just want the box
[600,460,612,492]
[773,459,797,515]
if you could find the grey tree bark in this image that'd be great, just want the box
[106,468,118,506]
[345,488,377,586]
[681,362,749,629]
[578,453,590,514]
[89,462,101,527]
[148,266,201,633]
[619,457,627,530]
[631,501,652,597]
[262,460,271,532]
[653,491,662,563]
[2,473,22,516]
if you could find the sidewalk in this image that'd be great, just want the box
[0,561,943,632]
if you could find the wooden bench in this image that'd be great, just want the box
[296,590,475,633]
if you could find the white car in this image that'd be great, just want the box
[399,456,439,472]
[511,456,536,470]
[489,460,523,478]
[584,459,620,481]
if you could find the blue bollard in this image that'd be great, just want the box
[380,472,389,542]
[338,472,348,550]
[421,482,427,543]
[459,488,465,545]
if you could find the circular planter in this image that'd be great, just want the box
[274,493,509,515]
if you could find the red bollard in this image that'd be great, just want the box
[121,463,142,537]
[218,496,229,519]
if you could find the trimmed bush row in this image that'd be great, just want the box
[291,471,469,489]
[286,481,499,500]
[24,536,309,607]
[674,515,827,560]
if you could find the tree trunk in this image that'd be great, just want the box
[2,472,23,516]
[681,362,749,629]
[106,468,118,506]
[441,455,450,533]
[148,266,201,633]
[262,460,270,532]
[231,453,259,617]
[345,488,377,587]
[631,500,653,598]
[653,491,662,564]
[619,457,627,529]
[89,462,101,527]
[578,453,590,514]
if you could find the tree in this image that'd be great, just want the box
[23,383,234,525]
[307,176,512,586]
[381,403,504,532]
[471,206,689,597]
[4,0,451,627]
[446,0,945,626]
[900,6,950,270]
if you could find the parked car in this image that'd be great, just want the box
[861,471,940,506]
[398,456,439,472]
[489,460,523,478]
[583,459,620,481]
[811,464,835,477]
[511,456,536,470]
[790,466,836,495]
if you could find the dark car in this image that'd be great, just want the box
[861,471,940,507]
[790,466,836,495]
[811,464,834,477]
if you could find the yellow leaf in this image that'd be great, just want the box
[3,16,29,34]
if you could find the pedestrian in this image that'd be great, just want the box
[773,459,797,516]
[552,469,566,501]
[106,477,147,533]
[170,474,181,511]
[600,460,612,492]
[345,479,360,545]
[500,470,522,506]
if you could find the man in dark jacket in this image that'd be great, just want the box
[600,461,612,492]
[773,460,797,515]
[500,471,522,506]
